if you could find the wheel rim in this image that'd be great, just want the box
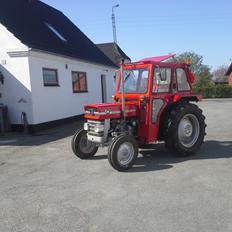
[178,114,200,148]
[79,134,96,154]
[117,142,135,166]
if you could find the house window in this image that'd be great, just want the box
[43,68,59,86]
[44,22,67,42]
[72,71,88,93]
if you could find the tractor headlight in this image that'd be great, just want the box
[94,125,104,133]
[84,123,89,131]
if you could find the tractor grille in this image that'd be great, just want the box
[87,120,104,137]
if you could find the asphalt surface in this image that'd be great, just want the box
[0,99,232,232]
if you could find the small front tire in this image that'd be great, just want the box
[72,129,98,159]
[108,135,138,171]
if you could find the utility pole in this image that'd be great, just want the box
[112,4,119,44]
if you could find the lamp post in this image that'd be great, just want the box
[112,4,119,44]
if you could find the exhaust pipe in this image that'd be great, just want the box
[120,59,126,120]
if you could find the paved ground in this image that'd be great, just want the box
[0,99,232,232]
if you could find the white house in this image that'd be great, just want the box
[0,0,131,132]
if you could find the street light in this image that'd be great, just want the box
[112,4,119,44]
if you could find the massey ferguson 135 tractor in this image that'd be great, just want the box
[71,54,206,171]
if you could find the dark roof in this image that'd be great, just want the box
[0,0,116,68]
[225,63,232,76]
[96,42,131,67]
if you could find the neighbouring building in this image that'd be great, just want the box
[225,63,232,86]
[212,65,229,85]
[0,0,121,131]
[96,42,131,67]
[212,75,228,85]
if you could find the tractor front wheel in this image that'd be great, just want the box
[72,129,98,159]
[108,135,138,171]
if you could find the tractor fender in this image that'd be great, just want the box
[172,94,202,103]
[158,94,202,141]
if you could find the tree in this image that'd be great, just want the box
[173,52,213,87]
[195,66,214,88]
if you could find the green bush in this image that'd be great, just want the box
[193,85,232,98]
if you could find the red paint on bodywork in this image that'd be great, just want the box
[138,54,176,63]
[186,69,195,83]
[84,57,202,145]
[172,93,202,103]
[84,102,138,120]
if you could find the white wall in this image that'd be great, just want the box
[0,24,33,124]
[0,23,118,126]
[29,51,117,124]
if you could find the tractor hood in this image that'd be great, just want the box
[84,102,138,120]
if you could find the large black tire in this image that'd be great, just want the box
[108,135,138,171]
[71,129,98,159]
[164,103,206,156]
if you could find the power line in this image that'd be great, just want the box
[76,12,232,25]
[78,18,232,30]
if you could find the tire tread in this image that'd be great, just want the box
[164,103,206,156]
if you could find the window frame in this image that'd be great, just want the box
[175,68,191,92]
[152,67,172,94]
[42,68,59,87]
[72,71,88,93]
[118,68,149,94]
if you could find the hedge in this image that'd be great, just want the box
[193,85,232,98]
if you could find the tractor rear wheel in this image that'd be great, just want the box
[108,135,138,171]
[165,103,206,156]
[72,128,98,159]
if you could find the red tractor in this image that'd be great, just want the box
[71,54,206,171]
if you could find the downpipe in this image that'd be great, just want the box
[21,112,28,134]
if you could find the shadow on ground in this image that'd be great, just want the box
[129,141,232,172]
[90,141,232,173]
[0,121,83,146]
[1,121,232,173]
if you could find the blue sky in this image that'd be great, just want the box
[42,0,232,70]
